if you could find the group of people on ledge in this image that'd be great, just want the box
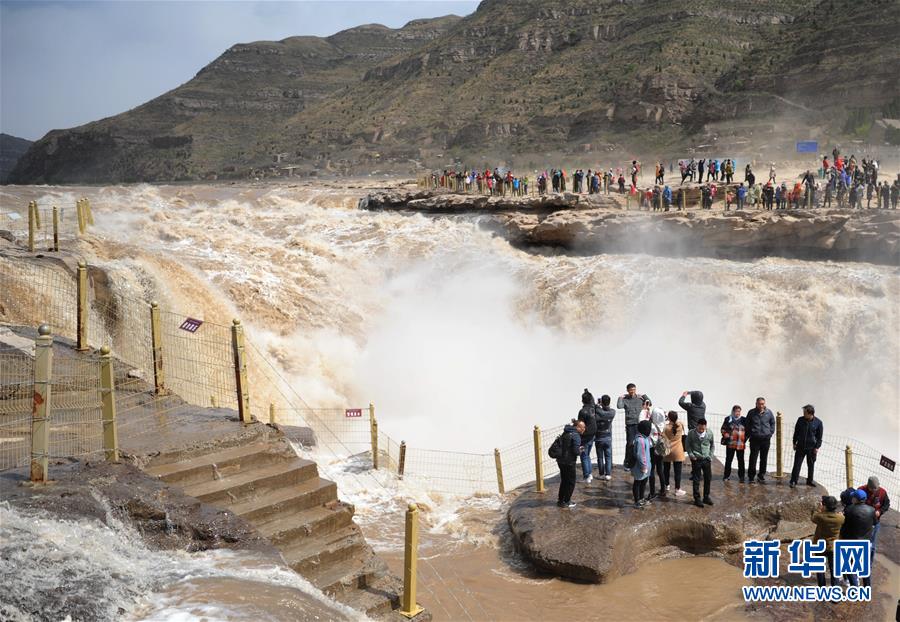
[550,384,891,585]
[554,385,843,509]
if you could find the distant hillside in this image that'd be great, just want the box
[9,0,900,184]
[0,134,33,183]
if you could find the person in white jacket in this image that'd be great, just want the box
[641,399,667,500]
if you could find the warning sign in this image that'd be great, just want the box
[345,408,362,418]
[880,455,896,472]
[179,318,203,333]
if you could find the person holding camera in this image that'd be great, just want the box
[811,496,844,587]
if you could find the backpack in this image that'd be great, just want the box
[652,421,671,457]
[549,431,575,461]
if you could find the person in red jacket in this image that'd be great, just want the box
[858,475,891,551]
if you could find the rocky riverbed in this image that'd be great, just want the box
[360,189,900,264]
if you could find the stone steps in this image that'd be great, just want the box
[229,477,338,522]
[145,442,285,487]
[307,553,386,596]
[181,457,318,505]
[282,524,369,574]
[145,438,410,619]
[255,501,354,546]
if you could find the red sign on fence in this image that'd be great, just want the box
[880,455,896,472]
[345,408,362,418]
[179,318,203,333]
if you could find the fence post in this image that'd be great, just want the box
[370,402,379,470]
[844,445,853,489]
[231,319,251,424]
[76,199,86,235]
[149,301,165,394]
[626,192,631,210]
[30,324,53,483]
[494,448,505,494]
[76,260,89,351]
[28,201,36,252]
[399,503,424,618]
[52,206,59,252]
[398,440,406,479]
[533,425,545,492]
[775,411,783,478]
[84,198,94,225]
[269,403,276,425]
[99,345,119,462]
[681,189,686,211]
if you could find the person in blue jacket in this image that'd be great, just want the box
[631,420,653,509]
[789,404,823,488]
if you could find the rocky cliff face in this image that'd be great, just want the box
[361,189,900,265]
[0,134,33,183]
[9,0,900,183]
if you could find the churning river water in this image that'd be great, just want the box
[1,180,897,620]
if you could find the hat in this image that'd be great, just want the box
[854,489,868,502]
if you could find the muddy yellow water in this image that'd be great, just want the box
[378,536,749,622]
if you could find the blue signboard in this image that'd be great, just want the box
[796,141,818,153]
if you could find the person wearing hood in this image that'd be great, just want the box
[789,404,823,488]
[679,390,706,432]
[642,399,667,499]
[556,420,584,508]
[631,420,653,508]
[618,383,648,469]
[594,395,616,480]
[578,390,598,483]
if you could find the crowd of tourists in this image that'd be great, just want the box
[549,383,890,588]
[422,150,900,210]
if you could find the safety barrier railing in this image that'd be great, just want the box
[0,254,895,501]
[0,198,92,252]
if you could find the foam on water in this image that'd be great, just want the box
[0,501,365,622]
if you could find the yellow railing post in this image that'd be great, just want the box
[76,260,89,351]
[33,201,41,229]
[99,345,119,462]
[775,411,783,478]
[30,324,53,483]
[28,201,36,252]
[210,395,217,408]
[149,301,165,394]
[494,448,505,494]
[76,199,86,235]
[398,440,407,479]
[399,503,424,618]
[845,445,853,489]
[370,402,379,470]
[269,403,276,425]
[52,206,59,252]
[533,425,545,492]
[231,319,251,424]
[83,197,94,225]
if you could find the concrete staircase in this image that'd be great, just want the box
[146,435,405,618]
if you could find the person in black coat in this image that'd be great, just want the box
[790,404,823,488]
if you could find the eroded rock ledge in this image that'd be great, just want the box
[507,464,823,584]
[359,190,900,264]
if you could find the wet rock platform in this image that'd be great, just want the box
[508,458,823,583]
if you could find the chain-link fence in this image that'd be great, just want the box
[0,254,896,502]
